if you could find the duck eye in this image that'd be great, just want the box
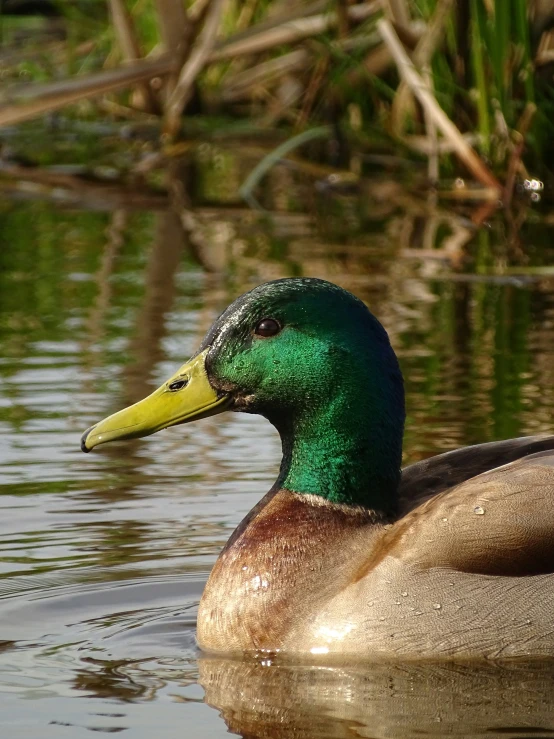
[254,318,281,338]
[168,378,188,392]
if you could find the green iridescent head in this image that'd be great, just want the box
[82,278,405,513]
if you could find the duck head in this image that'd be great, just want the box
[81,278,405,513]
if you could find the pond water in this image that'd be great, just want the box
[2,150,554,737]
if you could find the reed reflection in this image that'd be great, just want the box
[85,209,190,493]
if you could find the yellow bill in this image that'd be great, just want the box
[81,349,228,452]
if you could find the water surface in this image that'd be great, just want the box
[2,155,554,736]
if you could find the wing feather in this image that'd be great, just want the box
[399,435,554,513]
[393,450,554,577]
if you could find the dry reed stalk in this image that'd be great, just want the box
[295,54,329,130]
[108,0,160,113]
[343,36,393,89]
[235,0,260,35]
[97,98,161,121]
[154,0,192,95]
[378,18,501,193]
[361,43,392,75]
[209,2,380,61]
[391,0,455,135]
[403,133,481,154]
[423,67,439,184]
[0,0,379,131]
[154,0,190,57]
[535,30,554,67]
[218,0,326,48]
[108,0,144,61]
[189,0,213,23]
[382,0,412,28]
[470,200,499,226]
[225,26,390,104]
[411,0,455,65]
[216,0,274,86]
[503,102,537,207]
[260,76,305,127]
[216,0,262,80]
[164,0,227,138]
[0,56,175,127]
[0,38,96,67]
[337,0,350,38]
[222,49,310,102]
[334,32,382,52]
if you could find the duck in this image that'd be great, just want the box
[81,277,554,659]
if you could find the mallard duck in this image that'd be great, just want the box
[81,278,554,659]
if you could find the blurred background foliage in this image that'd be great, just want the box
[1,0,554,188]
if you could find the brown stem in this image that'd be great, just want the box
[378,18,501,192]
[154,0,192,97]
[164,0,226,138]
[0,56,176,127]
[108,0,160,113]
[391,0,455,135]
[503,103,537,208]
[209,2,380,61]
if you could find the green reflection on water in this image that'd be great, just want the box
[1,173,554,736]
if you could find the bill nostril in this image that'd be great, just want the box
[168,378,188,392]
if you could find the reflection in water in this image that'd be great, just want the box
[200,656,554,739]
[84,209,127,357]
[125,210,187,402]
[1,149,554,736]
[90,210,189,507]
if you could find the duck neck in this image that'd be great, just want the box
[271,386,403,515]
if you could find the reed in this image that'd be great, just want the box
[1,0,552,189]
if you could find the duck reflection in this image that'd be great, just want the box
[199,655,554,738]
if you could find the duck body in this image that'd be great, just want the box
[199,445,554,659]
[82,278,554,660]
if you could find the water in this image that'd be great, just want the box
[2,156,554,736]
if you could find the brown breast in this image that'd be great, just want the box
[196,488,381,653]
